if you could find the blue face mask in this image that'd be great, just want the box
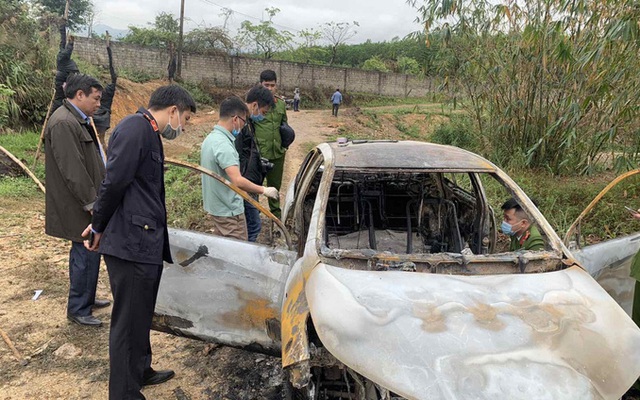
[231,129,240,137]
[250,112,265,122]
[501,220,517,236]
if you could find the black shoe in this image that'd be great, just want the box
[67,313,102,326]
[93,299,111,308]
[143,369,175,386]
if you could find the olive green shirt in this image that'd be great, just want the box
[509,225,545,251]
[253,97,288,160]
[630,249,640,280]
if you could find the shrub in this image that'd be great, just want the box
[431,115,479,152]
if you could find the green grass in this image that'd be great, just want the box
[0,130,44,198]
[0,176,41,197]
[164,149,208,230]
[117,68,162,84]
[394,119,421,139]
[351,93,445,108]
[180,81,215,107]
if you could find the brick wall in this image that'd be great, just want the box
[74,37,438,97]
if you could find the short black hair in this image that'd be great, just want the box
[219,96,249,119]
[260,69,277,82]
[64,74,103,99]
[501,198,521,212]
[148,85,197,113]
[502,197,529,220]
[246,85,274,109]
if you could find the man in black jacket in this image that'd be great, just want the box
[235,85,275,242]
[83,85,196,400]
[45,74,107,327]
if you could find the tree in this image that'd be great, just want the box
[299,28,322,48]
[121,12,179,48]
[397,56,421,75]
[184,27,232,54]
[322,21,359,65]
[85,6,99,38]
[236,7,293,59]
[1,0,54,127]
[36,0,93,31]
[407,0,640,174]
[362,56,390,72]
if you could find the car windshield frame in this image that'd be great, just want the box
[311,161,568,273]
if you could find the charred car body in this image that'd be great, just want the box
[154,141,640,400]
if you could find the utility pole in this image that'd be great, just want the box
[177,0,185,79]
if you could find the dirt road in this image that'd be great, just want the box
[0,106,341,400]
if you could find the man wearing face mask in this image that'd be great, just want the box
[235,85,275,242]
[82,85,196,400]
[254,69,288,219]
[201,96,279,241]
[500,198,545,251]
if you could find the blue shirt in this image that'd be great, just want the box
[331,91,342,104]
[68,101,106,166]
[68,101,89,123]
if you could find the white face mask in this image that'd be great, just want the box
[161,109,182,140]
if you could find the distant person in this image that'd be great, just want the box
[500,198,544,251]
[201,96,279,240]
[235,86,275,242]
[254,69,288,219]
[293,88,300,112]
[331,88,342,117]
[168,42,177,83]
[93,33,118,146]
[84,85,197,399]
[44,74,108,327]
[51,20,80,114]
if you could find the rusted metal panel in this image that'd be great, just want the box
[306,263,640,400]
[154,228,297,352]
[329,141,497,171]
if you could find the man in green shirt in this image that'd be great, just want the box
[253,69,288,219]
[201,97,278,240]
[501,198,545,251]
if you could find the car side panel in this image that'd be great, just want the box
[153,228,298,354]
[572,233,640,316]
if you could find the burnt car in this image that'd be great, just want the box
[154,140,640,400]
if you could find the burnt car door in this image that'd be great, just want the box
[564,169,640,315]
[152,163,298,355]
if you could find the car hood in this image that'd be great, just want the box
[305,264,640,400]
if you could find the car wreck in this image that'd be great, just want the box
[153,140,640,400]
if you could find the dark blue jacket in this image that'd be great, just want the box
[92,108,172,265]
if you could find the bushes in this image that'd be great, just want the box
[431,115,479,152]
[0,0,55,129]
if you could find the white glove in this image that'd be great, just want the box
[262,186,279,199]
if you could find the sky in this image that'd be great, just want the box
[94,0,425,44]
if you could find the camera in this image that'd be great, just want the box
[260,157,274,175]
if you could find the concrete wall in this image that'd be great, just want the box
[74,37,438,97]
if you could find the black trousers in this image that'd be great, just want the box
[332,103,340,116]
[105,255,163,400]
